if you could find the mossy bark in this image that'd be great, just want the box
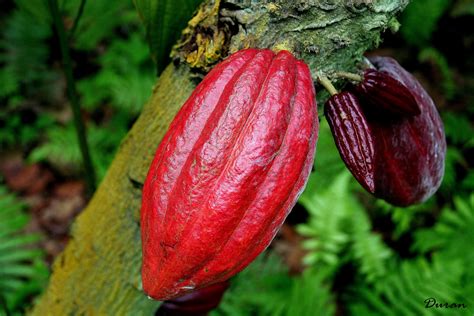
[31,0,407,314]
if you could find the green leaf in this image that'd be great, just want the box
[14,0,51,26]
[284,268,335,316]
[0,68,18,98]
[298,173,354,273]
[442,111,474,147]
[440,147,465,194]
[376,199,435,238]
[0,264,40,278]
[461,171,474,191]
[0,235,40,253]
[213,253,291,316]
[0,249,43,264]
[133,0,202,74]
[400,0,451,47]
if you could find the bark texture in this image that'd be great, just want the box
[31,0,408,314]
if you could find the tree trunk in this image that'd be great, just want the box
[31,1,408,314]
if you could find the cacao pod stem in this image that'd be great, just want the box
[334,71,363,82]
[318,75,338,96]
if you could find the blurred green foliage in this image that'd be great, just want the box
[0,0,156,181]
[77,33,155,114]
[29,117,128,179]
[400,0,451,47]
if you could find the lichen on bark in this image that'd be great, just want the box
[173,0,408,82]
[31,1,408,315]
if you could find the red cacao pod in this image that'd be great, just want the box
[141,48,319,300]
[325,57,446,206]
[355,68,421,116]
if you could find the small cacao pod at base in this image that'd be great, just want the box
[156,281,230,316]
[141,48,319,300]
[325,56,446,206]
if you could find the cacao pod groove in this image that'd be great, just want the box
[141,49,319,300]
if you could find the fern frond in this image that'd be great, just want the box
[213,253,291,316]
[418,48,456,100]
[303,119,347,194]
[350,229,393,283]
[376,199,435,238]
[66,0,137,50]
[298,171,393,283]
[0,6,51,99]
[349,195,474,316]
[283,268,335,316]
[77,33,155,114]
[28,119,128,180]
[213,253,336,316]
[297,172,352,271]
[0,184,48,314]
[347,255,473,316]
[413,194,474,254]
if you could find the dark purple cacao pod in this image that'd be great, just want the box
[324,91,375,193]
[141,48,319,300]
[355,68,421,117]
[368,56,446,206]
[325,57,446,206]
